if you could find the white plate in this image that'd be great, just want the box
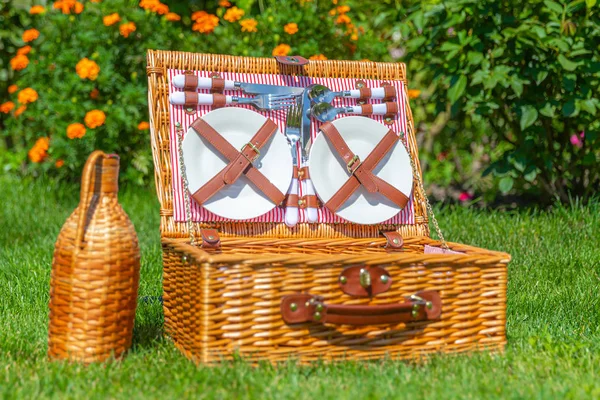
[182,107,292,220]
[309,116,413,225]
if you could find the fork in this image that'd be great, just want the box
[284,105,301,227]
[169,92,297,111]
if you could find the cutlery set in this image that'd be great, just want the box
[170,73,407,226]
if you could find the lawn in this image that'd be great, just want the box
[1,176,599,399]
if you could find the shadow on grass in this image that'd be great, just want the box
[132,295,166,351]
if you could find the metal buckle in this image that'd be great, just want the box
[240,142,260,163]
[346,155,361,174]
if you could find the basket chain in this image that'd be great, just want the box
[400,132,448,249]
[176,122,197,245]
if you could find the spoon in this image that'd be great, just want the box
[307,84,395,104]
[311,102,399,123]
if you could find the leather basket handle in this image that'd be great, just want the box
[281,290,441,326]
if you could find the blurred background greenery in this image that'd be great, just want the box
[1,0,599,204]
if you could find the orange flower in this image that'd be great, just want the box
[103,13,120,26]
[337,5,350,13]
[90,88,100,99]
[165,12,181,21]
[18,88,38,105]
[329,9,336,16]
[155,3,169,14]
[84,109,106,128]
[240,18,257,32]
[76,58,100,80]
[10,55,29,71]
[22,29,40,42]
[66,123,86,139]
[407,89,421,99]
[336,14,351,25]
[119,22,136,38]
[272,44,291,57]
[90,0,101,2]
[192,13,219,33]
[309,54,327,61]
[28,137,50,163]
[29,5,45,14]
[223,6,244,23]
[284,23,298,35]
[14,105,26,117]
[137,121,150,130]
[219,0,231,7]
[139,0,167,13]
[55,159,65,168]
[17,46,32,56]
[8,85,18,94]
[191,10,207,20]
[53,0,83,14]
[0,101,15,113]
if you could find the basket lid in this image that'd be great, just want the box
[146,50,429,239]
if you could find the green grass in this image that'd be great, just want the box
[1,176,599,399]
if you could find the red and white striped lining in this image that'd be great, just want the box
[167,68,415,225]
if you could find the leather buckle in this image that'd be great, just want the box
[240,142,260,163]
[346,155,361,174]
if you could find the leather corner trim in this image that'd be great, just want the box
[274,55,309,66]
[200,229,220,248]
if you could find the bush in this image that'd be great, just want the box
[392,0,600,201]
[0,0,387,185]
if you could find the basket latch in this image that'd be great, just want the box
[200,229,220,249]
[382,231,403,250]
[338,265,391,297]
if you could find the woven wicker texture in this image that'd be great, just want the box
[146,51,510,365]
[146,50,428,238]
[48,151,141,363]
[162,237,509,364]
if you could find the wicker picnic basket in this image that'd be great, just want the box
[146,50,510,364]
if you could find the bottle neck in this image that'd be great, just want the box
[89,158,119,195]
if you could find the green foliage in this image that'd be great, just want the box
[0,0,386,185]
[395,0,600,201]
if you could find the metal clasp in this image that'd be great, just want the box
[240,142,260,163]
[359,268,371,289]
[346,155,361,174]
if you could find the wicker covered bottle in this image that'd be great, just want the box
[48,151,140,363]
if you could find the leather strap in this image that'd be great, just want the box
[189,118,285,206]
[298,195,320,209]
[183,75,198,91]
[211,78,225,92]
[184,92,197,109]
[292,166,299,179]
[298,166,310,181]
[283,194,299,208]
[385,102,399,114]
[200,229,220,248]
[359,87,372,100]
[360,104,373,114]
[319,122,409,212]
[281,290,442,325]
[382,231,403,249]
[212,93,227,108]
[383,85,396,99]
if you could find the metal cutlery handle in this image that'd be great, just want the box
[170,92,231,107]
[346,102,398,115]
[172,74,236,91]
[346,87,396,100]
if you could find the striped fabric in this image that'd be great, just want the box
[168,68,415,225]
